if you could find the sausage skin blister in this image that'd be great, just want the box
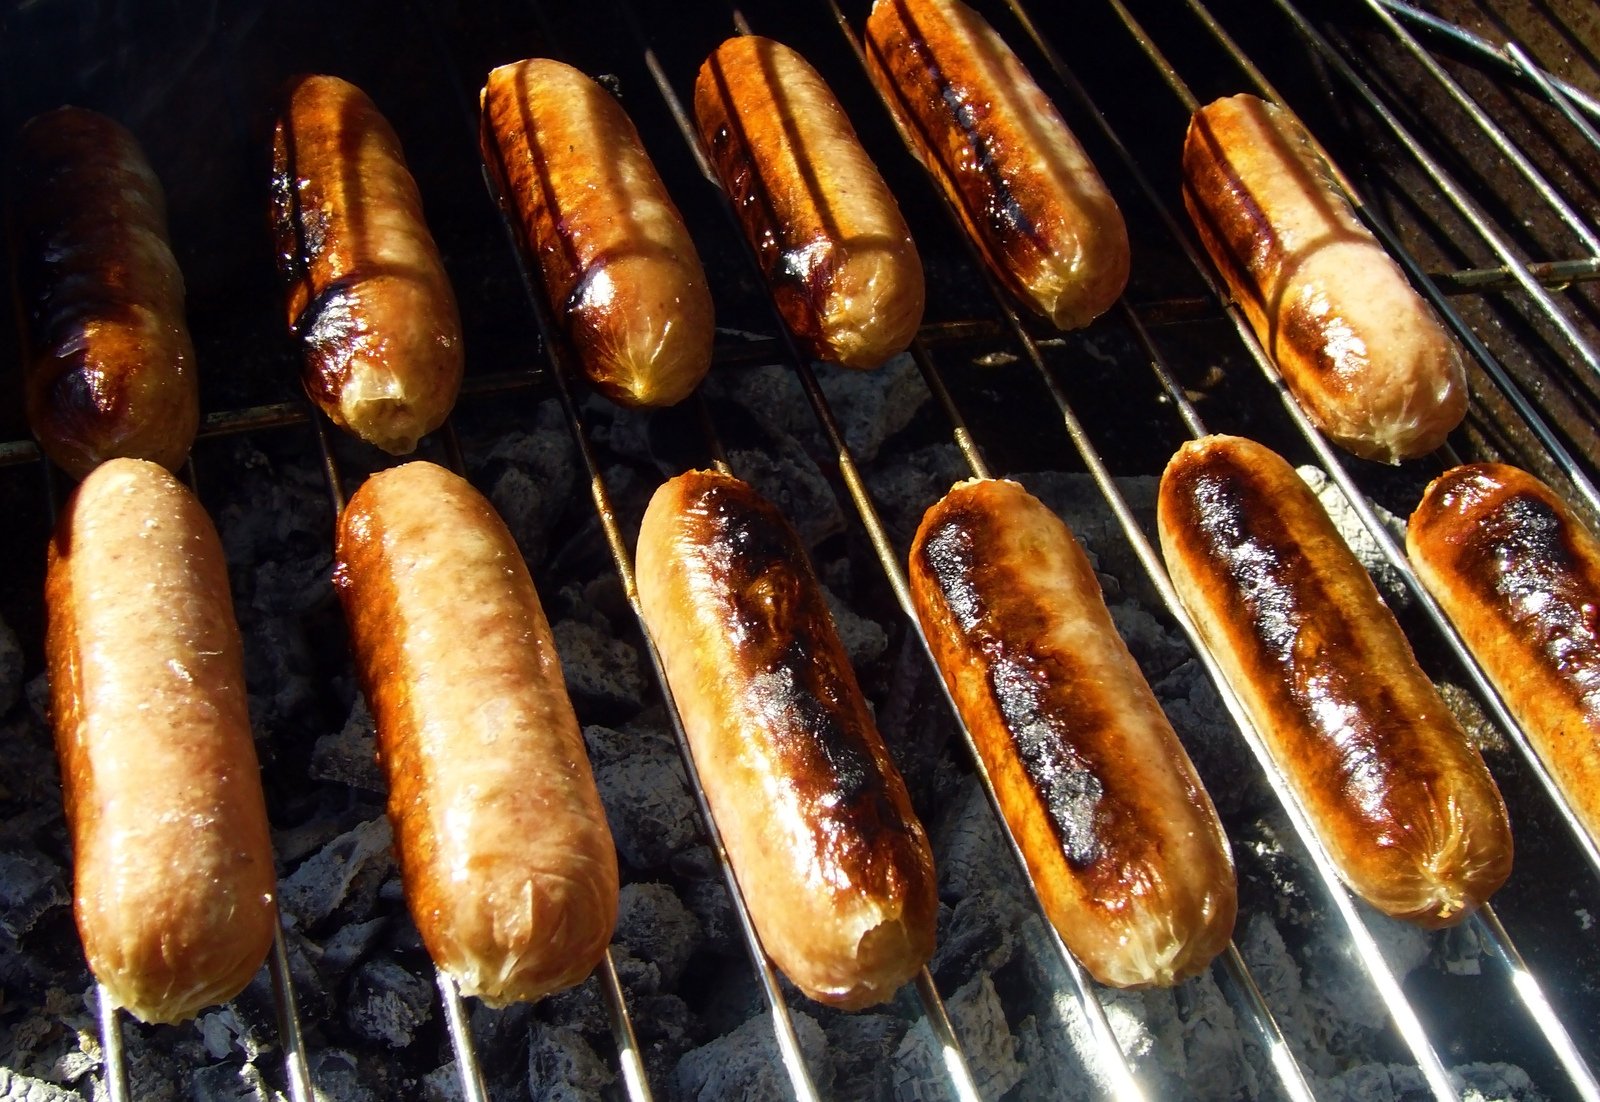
[635,470,936,1008]
[1409,463,1600,849]
[481,59,715,408]
[910,478,1236,986]
[46,459,276,1023]
[10,107,199,479]
[1158,435,1512,926]
[271,74,464,454]
[863,0,1129,330]
[695,35,925,369]
[334,461,618,1005]
[1181,95,1467,464]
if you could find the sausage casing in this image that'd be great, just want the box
[481,59,715,407]
[334,461,618,1005]
[695,35,925,369]
[45,459,276,1023]
[909,478,1236,986]
[635,470,936,1008]
[1409,463,1600,849]
[863,0,1129,330]
[270,75,464,454]
[1181,95,1467,464]
[1158,435,1511,925]
[10,107,199,479]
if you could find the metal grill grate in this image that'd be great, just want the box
[5,1,1600,1099]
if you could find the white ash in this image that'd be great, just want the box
[895,972,1024,1100]
[0,1068,85,1102]
[1295,463,1411,605]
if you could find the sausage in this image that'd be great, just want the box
[270,74,464,454]
[694,35,925,369]
[1157,435,1511,926]
[909,478,1236,986]
[334,461,618,1005]
[481,59,715,407]
[862,0,1129,330]
[635,470,936,1008]
[9,107,200,480]
[1181,94,1468,464]
[1408,463,1600,849]
[45,458,277,1024]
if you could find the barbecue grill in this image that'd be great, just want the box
[2,0,1599,1099]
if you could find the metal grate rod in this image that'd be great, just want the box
[597,950,655,1102]
[438,972,491,1102]
[1504,40,1600,158]
[1360,0,1600,253]
[95,986,129,1102]
[267,925,316,1102]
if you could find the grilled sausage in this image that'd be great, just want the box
[270,74,464,454]
[334,461,618,1005]
[481,59,715,407]
[45,459,276,1024]
[863,0,1129,330]
[695,35,925,369]
[1157,435,1511,925]
[1409,463,1600,849]
[1181,95,1467,464]
[909,478,1235,986]
[635,470,936,1008]
[9,107,199,479]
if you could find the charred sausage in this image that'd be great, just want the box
[910,478,1236,986]
[10,107,199,479]
[1158,435,1511,926]
[695,35,925,368]
[863,0,1129,330]
[334,461,618,1005]
[1181,95,1467,464]
[481,59,715,407]
[635,469,936,1008]
[45,458,276,1023]
[271,74,464,454]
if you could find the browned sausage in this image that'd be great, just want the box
[635,470,936,1008]
[1181,95,1467,464]
[910,478,1236,986]
[334,461,619,1005]
[481,59,715,407]
[9,107,199,479]
[45,459,277,1023]
[694,35,925,369]
[1158,435,1511,926]
[1409,463,1600,849]
[863,0,1129,330]
[270,74,464,454]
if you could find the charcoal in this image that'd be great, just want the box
[536,977,608,1037]
[1322,1063,1430,1102]
[344,958,433,1048]
[1457,1064,1541,1101]
[674,1009,832,1101]
[1105,602,1190,684]
[932,779,1015,900]
[824,1014,907,1102]
[591,752,699,871]
[189,1062,276,1102]
[629,992,699,1050]
[820,584,888,668]
[931,889,1024,989]
[320,917,388,979]
[305,1050,377,1102]
[726,440,845,549]
[420,1062,464,1102]
[610,947,661,998]
[277,818,394,931]
[0,1068,83,1102]
[676,870,738,957]
[0,851,67,940]
[469,999,537,1071]
[894,973,1021,1101]
[309,696,383,792]
[1298,465,1409,607]
[527,1024,614,1102]
[553,620,645,719]
[482,419,579,565]
[615,883,702,990]
[0,615,22,717]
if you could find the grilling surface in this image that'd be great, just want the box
[2,0,1600,1099]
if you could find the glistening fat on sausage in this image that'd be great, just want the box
[863,0,1129,330]
[46,458,277,1024]
[909,478,1236,987]
[271,74,464,454]
[635,469,936,1009]
[1181,94,1467,464]
[481,59,715,408]
[1158,434,1511,926]
[694,35,925,369]
[10,107,200,479]
[1408,463,1600,851]
[334,461,618,1005]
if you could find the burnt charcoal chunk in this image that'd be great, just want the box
[674,1009,832,1101]
[344,958,433,1048]
[527,1024,614,1102]
[0,850,68,939]
[592,751,699,870]
[931,889,1024,989]
[826,1013,909,1102]
[615,883,702,990]
[278,818,394,931]
[0,1068,84,1101]
[553,620,646,718]
[189,1063,275,1102]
